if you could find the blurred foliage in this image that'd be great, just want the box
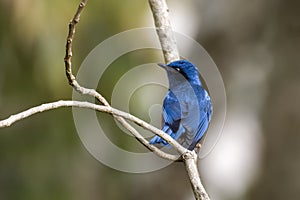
[0,0,300,200]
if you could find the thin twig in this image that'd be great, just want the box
[63,0,108,106]
[115,117,179,160]
[63,0,109,106]
[64,0,86,85]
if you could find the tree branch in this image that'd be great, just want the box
[183,151,210,200]
[0,100,181,160]
[148,0,180,63]
[64,0,110,107]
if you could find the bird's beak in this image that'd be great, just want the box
[157,63,167,68]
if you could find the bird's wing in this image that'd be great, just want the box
[162,90,181,132]
[186,111,209,150]
[179,87,212,150]
[149,90,181,145]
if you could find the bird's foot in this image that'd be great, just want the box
[194,143,202,154]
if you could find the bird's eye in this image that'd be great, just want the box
[175,67,180,72]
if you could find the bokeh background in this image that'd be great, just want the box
[0,0,299,199]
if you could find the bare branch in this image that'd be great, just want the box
[0,100,180,160]
[114,116,179,161]
[183,152,210,200]
[63,0,109,106]
[64,0,86,85]
[148,0,180,63]
[63,0,110,107]
[109,106,187,154]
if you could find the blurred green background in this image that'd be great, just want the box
[0,0,300,200]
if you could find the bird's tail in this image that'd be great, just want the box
[149,125,171,145]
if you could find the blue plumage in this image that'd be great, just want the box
[149,60,212,150]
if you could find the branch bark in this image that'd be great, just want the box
[148,0,180,63]
[183,152,210,200]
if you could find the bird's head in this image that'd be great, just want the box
[158,60,201,87]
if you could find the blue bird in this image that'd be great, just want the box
[149,60,212,150]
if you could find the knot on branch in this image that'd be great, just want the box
[79,2,86,8]
[182,151,193,160]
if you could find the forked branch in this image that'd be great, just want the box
[63,0,184,159]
